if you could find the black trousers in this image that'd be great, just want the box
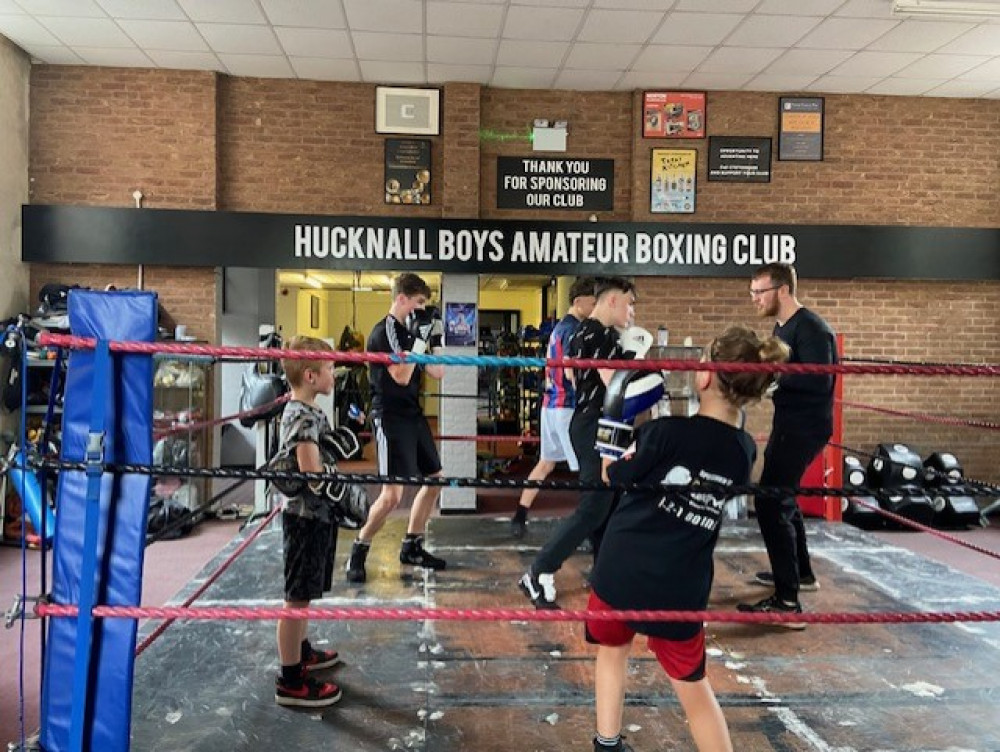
[533,410,616,575]
[755,429,829,602]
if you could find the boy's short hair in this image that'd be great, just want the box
[569,276,597,303]
[282,335,333,388]
[392,273,432,299]
[593,276,635,300]
[752,263,797,295]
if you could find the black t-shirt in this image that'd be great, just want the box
[591,415,756,640]
[368,314,422,419]
[772,307,837,437]
[568,318,626,415]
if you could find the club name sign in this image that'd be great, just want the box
[496,157,614,211]
[22,205,1000,281]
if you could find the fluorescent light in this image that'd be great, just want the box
[893,0,1000,17]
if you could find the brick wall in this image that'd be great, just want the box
[25,66,1000,481]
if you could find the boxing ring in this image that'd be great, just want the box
[5,290,1000,752]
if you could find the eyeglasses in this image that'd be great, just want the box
[749,285,781,298]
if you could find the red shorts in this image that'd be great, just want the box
[585,593,706,682]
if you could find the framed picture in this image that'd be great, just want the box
[778,97,824,161]
[376,86,440,135]
[310,295,320,329]
[385,138,431,205]
[708,136,772,183]
[445,302,477,347]
[643,91,706,139]
[651,148,696,214]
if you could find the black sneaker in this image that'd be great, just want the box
[302,644,341,671]
[510,516,527,539]
[400,537,447,570]
[754,571,820,592]
[737,595,806,630]
[274,675,342,708]
[593,736,635,751]
[519,570,559,610]
[345,541,369,583]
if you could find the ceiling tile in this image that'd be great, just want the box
[830,51,923,77]
[937,26,1000,56]
[17,0,105,17]
[577,9,665,43]
[512,0,589,6]
[197,23,281,55]
[19,43,84,63]
[353,32,422,62]
[497,39,568,68]
[358,59,427,84]
[762,48,853,75]
[502,6,585,41]
[756,0,842,14]
[73,46,155,66]
[259,0,345,29]
[116,20,207,51]
[699,46,783,74]
[895,53,989,78]
[95,0,186,21]
[491,66,557,88]
[0,15,63,46]
[218,53,294,78]
[616,69,689,88]
[632,44,712,71]
[682,70,752,89]
[177,0,266,24]
[866,77,942,95]
[0,0,26,12]
[833,0,896,19]
[594,0,675,8]
[926,78,1000,97]
[344,0,422,34]
[145,49,223,69]
[427,37,496,66]
[867,20,975,53]
[563,42,639,70]
[725,15,823,48]
[957,56,1000,81]
[797,18,899,50]
[652,12,744,46]
[427,1,504,37]
[275,27,351,59]
[427,35,496,65]
[289,56,360,81]
[745,72,819,91]
[38,17,136,47]
[554,69,622,90]
[674,0,758,11]
[426,62,492,83]
[806,74,884,92]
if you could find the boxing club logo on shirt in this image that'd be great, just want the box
[657,465,731,532]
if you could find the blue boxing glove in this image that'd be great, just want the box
[596,369,665,460]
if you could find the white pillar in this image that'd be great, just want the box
[438,274,479,511]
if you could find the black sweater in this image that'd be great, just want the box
[772,307,837,436]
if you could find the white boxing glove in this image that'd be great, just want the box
[619,326,653,360]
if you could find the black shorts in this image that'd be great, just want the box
[374,414,441,478]
[283,512,336,602]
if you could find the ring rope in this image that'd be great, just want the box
[36,603,1000,626]
[154,394,291,440]
[135,505,280,656]
[838,399,1000,432]
[36,334,1000,377]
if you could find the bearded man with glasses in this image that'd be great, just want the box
[738,263,838,627]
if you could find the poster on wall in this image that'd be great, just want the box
[385,138,431,205]
[643,91,706,139]
[445,302,477,347]
[651,148,696,214]
[778,97,824,161]
[708,137,772,182]
[496,157,614,211]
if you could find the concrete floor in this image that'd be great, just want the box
[117,515,1000,752]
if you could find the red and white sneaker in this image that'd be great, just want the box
[302,645,341,671]
[274,675,342,708]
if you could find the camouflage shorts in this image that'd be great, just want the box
[283,512,336,601]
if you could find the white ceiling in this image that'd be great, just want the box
[3,0,1000,97]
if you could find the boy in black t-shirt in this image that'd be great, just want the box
[586,326,789,752]
[519,277,635,610]
[345,273,447,583]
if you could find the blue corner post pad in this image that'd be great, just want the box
[41,291,157,752]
